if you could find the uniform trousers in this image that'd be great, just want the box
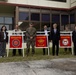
[26,40,35,55]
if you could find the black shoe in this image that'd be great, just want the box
[56,55,58,56]
[43,53,45,55]
[12,54,16,56]
[2,55,5,57]
[52,54,55,56]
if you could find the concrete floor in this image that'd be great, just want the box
[0,58,76,75]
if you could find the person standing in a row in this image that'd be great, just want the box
[26,23,36,56]
[64,26,71,53]
[42,25,50,55]
[50,23,60,56]
[0,25,8,57]
[43,25,48,55]
[72,25,76,55]
[12,25,22,56]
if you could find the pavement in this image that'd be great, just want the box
[0,58,76,75]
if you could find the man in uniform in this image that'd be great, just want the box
[26,23,36,56]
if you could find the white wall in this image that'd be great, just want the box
[8,0,71,8]
[71,0,76,7]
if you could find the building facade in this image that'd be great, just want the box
[0,0,76,31]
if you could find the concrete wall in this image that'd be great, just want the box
[8,0,71,8]
[71,0,76,7]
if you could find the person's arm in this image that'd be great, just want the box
[6,32,8,43]
[50,30,53,40]
[48,31,51,41]
[0,32,1,44]
[26,28,30,38]
[58,30,60,40]
[72,31,74,42]
[0,32,1,41]
[12,29,15,35]
[0,32,2,42]
[32,28,36,38]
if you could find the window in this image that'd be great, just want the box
[18,22,29,31]
[70,14,75,24]
[5,17,12,24]
[61,15,69,25]
[0,17,13,30]
[52,14,60,24]
[32,22,40,31]
[18,21,40,31]
[4,25,10,30]
[42,14,50,22]
[19,12,29,21]
[31,13,40,21]
[0,17,4,23]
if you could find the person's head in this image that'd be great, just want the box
[44,25,47,30]
[15,24,19,29]
[65,26,69,31]
[1,25,7,31]
[29,23,33,27]
[74,25,76,30]
[53,23,57,29]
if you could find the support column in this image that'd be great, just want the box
[15,6,19,25]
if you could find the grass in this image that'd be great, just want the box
[0,48,76,63]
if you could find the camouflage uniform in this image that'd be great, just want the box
[26,27,36,55]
